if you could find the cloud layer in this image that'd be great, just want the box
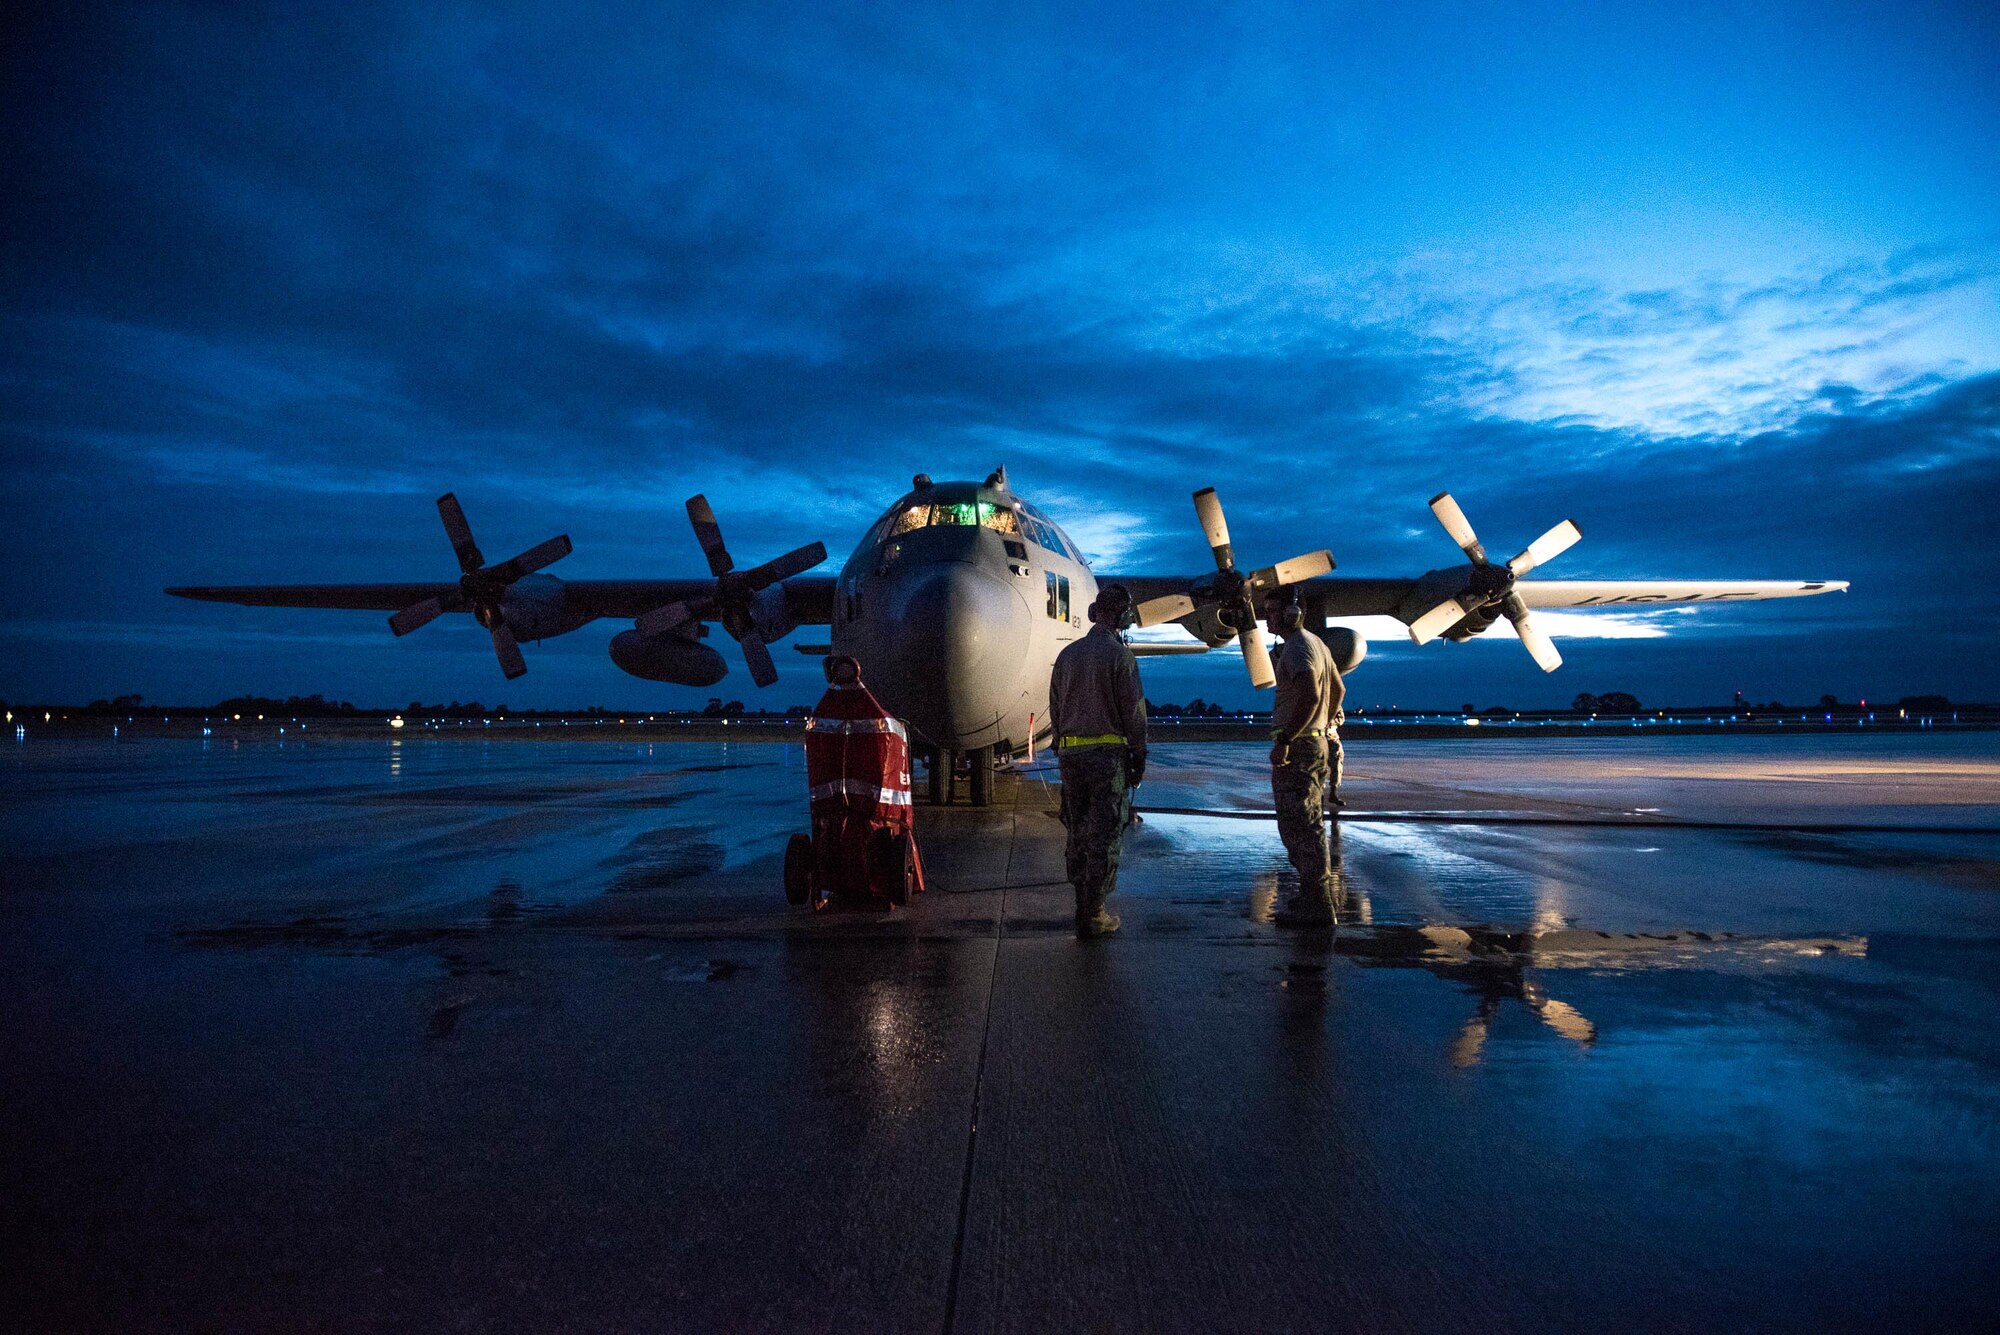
[4,1,1996,708]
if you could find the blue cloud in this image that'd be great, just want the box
[3,0,1996,707]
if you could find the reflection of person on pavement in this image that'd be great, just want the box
[1266,588,1344,928]
[1048,583,1147,939]
[1444,965,1596,1068]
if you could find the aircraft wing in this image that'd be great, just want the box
[167,577,838,623]
[1513,579,1848,608]
[1098,575,1847,619]
[557,579,835,622]
[170,583,463,611]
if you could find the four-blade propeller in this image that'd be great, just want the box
[634,495,826,688]
[1135,487,1333,690]
[1406,492,1581,672]
[388,493,572,680]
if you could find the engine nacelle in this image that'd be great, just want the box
[499,574,589,642]
[1178,604,1240,648]
[609,627,728,686]
[1320,626,1367,674]
[1396,565,1510,641]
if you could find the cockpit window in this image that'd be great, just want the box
[1017,502,1075,560]
[877,499,1026,541]
[934,502,979,526]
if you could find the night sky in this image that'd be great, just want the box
[5,1,1996,711]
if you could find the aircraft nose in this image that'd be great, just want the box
[879,561,1031,747]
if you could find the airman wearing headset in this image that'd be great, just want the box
[1048,583,1148,938]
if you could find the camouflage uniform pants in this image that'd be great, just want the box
[1058,747,1131,918]
[1272,737,1330,901]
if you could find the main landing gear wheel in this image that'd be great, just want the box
[783,833,813,907]
[969,744,994,807]
[874,829,915,907]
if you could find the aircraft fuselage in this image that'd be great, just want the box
[829,477,1097,757]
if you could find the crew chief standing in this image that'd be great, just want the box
[1267,588,1345,927]
[1048,583,1147,939]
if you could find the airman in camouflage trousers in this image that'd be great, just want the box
[1049,583,1148,938]
[1058,747,1130,922]
[1266,588,1345,927]
[1273,736,1331,900]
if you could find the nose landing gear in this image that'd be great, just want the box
[921,745,998,807]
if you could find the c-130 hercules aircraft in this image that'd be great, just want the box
[170,468,1846,806]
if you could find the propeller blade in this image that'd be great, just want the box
[437,493,484,574]
[635,600,698,636]
[1135,593,1197,627]
[484,534,573,585]
[388,597,446,637]
[1248,548,1336,592]
[1507,519,1582,577]
[1505,594,1562,672]
[743,541,827,592]
[1429,492,1487,565]
[1408,597,1469,645]
[739,631,778,688]
[686,495,733,577]
[1239,628,1275,690]
[489,622,527,680]
[1269,549,1333,585]
[1193,488,1235,571]
[386,599,442,635]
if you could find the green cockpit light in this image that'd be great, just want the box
[887,500,1023,538]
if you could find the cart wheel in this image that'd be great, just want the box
[783,833,813,907]
[885,830,914,907]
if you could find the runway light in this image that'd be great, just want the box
[1464,717,1481,727]
[389,715,406,729]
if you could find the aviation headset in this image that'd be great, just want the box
[1089,583,1137,631]
[1265,587,1305,634]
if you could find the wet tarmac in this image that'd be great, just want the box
[4,733,1998,1331]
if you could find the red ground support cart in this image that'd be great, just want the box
[784,658,925,910]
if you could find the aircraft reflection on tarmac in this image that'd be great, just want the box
[1248,856,1866,1068]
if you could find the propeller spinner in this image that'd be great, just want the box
[387,493,572,680]
[1135,487,1333,690]
[634,495,826,688]
[1406,492,1581,672]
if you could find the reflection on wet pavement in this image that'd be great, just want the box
[4,733,1997,1330]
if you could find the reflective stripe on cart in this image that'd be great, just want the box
[809,780,913,805]
[803,716,909,737]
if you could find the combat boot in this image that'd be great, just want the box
[1076,910,1122,938]
[1274,890,1335,929]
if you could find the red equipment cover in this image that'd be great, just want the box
[803,680,920,898]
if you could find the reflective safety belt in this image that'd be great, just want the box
[1059,733,1127,748]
